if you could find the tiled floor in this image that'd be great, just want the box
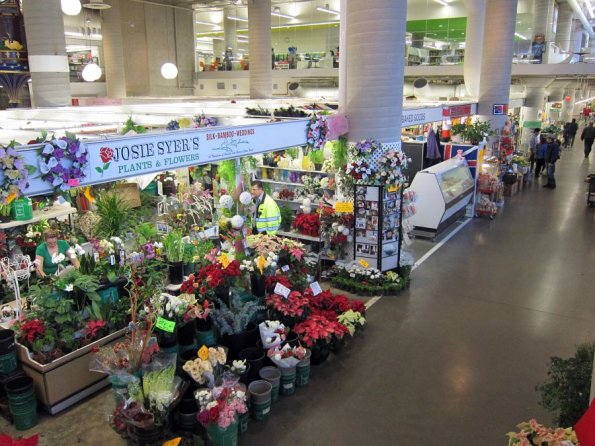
[1,137,594,445]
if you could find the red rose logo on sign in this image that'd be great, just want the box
[96,147,114,176]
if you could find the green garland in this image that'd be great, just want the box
[218,159,236,192]
[332,137,348,170]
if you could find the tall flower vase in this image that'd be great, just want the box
[206,417,239,446]
[168,261,184,285]
[215,286,230,307]
[250,273,266,298]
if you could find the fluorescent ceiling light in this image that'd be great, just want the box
[514,32,528,40]
[586,0,594,19]
[226,16,247,22]
[576,96,595,105]
[316,5,340,15]
[271,11,295,19]
[195,20,219,26]
[434,0,449,6]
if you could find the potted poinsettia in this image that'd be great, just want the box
[266,291,310,327]
[293,313,349,364]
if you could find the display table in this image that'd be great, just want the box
[0,206,76,230]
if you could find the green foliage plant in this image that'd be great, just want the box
[95,191,132,238]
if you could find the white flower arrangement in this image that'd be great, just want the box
[51,253,66,264]
[239,191,252,206]
[74,244,86,256]
[219,194,234,210]
[230,215,244,229]
[320,159,335,173]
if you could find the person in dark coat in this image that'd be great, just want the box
[580,122,595,159]
[534,135,548,178]
[543,136,560,189]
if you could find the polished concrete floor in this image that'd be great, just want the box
[1,138,594,445]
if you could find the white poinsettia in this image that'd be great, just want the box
[230,215,244,229]
[239,191,252,206]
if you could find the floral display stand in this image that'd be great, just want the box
[15,328,126,414]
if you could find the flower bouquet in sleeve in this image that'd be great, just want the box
[258,320,287,349]
[267,344,307,369]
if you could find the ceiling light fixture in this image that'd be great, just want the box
[514,32,528,40]
[226,15,248,22]
[161,62,178,80]
[82,0,111,10]
[434,0,449,6]
[316,4,340,15]
[82,62,102,82]
[61,0,82,15]
[271,7,294,19]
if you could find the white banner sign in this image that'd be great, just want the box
[401,106,445,127]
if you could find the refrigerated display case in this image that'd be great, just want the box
[409,158,475,240]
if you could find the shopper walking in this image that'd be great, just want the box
[543,136,560,189]
[528,128,540,172]
[580,122,595,158]
[568,118,578,147]
[534,135,548,178]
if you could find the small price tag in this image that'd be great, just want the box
[109,255,116,266]
[359,259,369,268]
[262,407,270,415]
[68,178,80,187]
[162,438,182,446]
[156,317,176,333]
[309,281,322,296]
[93,252,100,262]
[274,282,291,299]
[334,201,354,213]
[281,265,290,272]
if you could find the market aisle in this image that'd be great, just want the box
[239,138,595,445]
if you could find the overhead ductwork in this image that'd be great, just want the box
[566,0,595,40]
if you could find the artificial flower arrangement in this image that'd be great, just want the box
[506,419,579,446]
[376,149,408,186]
[293,212,321,237]
[306,113,329,150]
[38,135,89,192]
[331,263,411,296]
[258,320,287,349]
[301,175,323,197]
[0,143,34,204]
[278,188,295,201]
[15,220,49,249]
[344,159,374,182]
[354,139,380,158]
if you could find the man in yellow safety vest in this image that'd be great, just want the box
[250,180,281,235]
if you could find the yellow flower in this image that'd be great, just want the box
[198,345,209,361]
[256,255,267,274]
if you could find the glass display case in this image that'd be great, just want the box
[438,166,475,204]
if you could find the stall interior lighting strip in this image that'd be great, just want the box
[434,0,449,6]
[226,15,247,22]
[271,11,295,19]
[316,6,340,15]
[514,32,528,40]
[195,20,219,26]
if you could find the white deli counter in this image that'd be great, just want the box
[409,158,475,240]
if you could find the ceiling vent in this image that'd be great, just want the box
[83,0,111,10]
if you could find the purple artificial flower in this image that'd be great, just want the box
[53,139,67,150]
[0,148,5,158]
[13,158,24,170]
[42,144,54,155]
[53,148,65,160]
[6,147,16,157]
[52,176,63,187]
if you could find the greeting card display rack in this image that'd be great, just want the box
[353,184,404,272]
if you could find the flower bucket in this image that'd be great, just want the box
[5,376,37,431]
[109,374,139,405]
[97,285,119,305]
[168,261,184,285]
[220,331,247,361]
[310,343,330,365]
[248,380,272,421]
[177,321,196,347]
[239,347,264,383]
[206,417,239,446]
[296,349,311,387]
[250,273,266,298]
[132,424,165,446]
[0,329,15,355]
[195,329,217,348]
[238,411,249,435]
[175,399,199,432]
[279,366,296,396]
[258,366,281,403]
[156,328,178,354]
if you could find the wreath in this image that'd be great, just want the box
[376,150,408,185]
[306,113,329,150]
[39,136,89,192]
[354,139,380,158]
[0,143,33,204]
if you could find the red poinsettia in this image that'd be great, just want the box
[266,291,310,319]
[330,234,348,246]
[181,260,242,293]
[265,275,292,293]
[293,213,321,237]
[17,319,45,345]
[293,313,349,347]
[84,320,107,339]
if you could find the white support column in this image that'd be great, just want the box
[556,3,574,52]
[102,0,127,98]
[224,6,238,58]
[248,0,272,99]
[22,0,71,107]
[343,0,407,144]
[338,0,347,113]
[463,0,486,98]
[533,0,555,62]
[478,0,518,131]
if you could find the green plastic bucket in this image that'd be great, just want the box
[5,376,37,431]
[296,364,311,387]
[238,411,249,435]
[178,342,197,355]
[206,418,238,446]
[279,367,296,396]
[195,329,217,347]
[11,406,37,431]
[250,400,271,421]
[98,286,119,304]
[0,351,17,374]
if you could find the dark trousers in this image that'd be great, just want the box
[585,139,594,158]
[534,159,545,177]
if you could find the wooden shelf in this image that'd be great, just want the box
[0,206,77,230]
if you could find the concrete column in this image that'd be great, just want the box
[463,0,486,98]
[571,20,584,59]
[477,0,518,130]
[22,0,71,107]
[533,0,555,46]
[224,6,238,57]
[555,3,574,52]
[248,0,272,99]
[344,0,407,144]
[102,0,127,98]
[338,0,347,113]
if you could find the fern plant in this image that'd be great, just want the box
[210,291,265,336]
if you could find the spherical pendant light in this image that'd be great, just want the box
[82,62,102,82]
[61,0,82,16]
[161,62,178,80]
